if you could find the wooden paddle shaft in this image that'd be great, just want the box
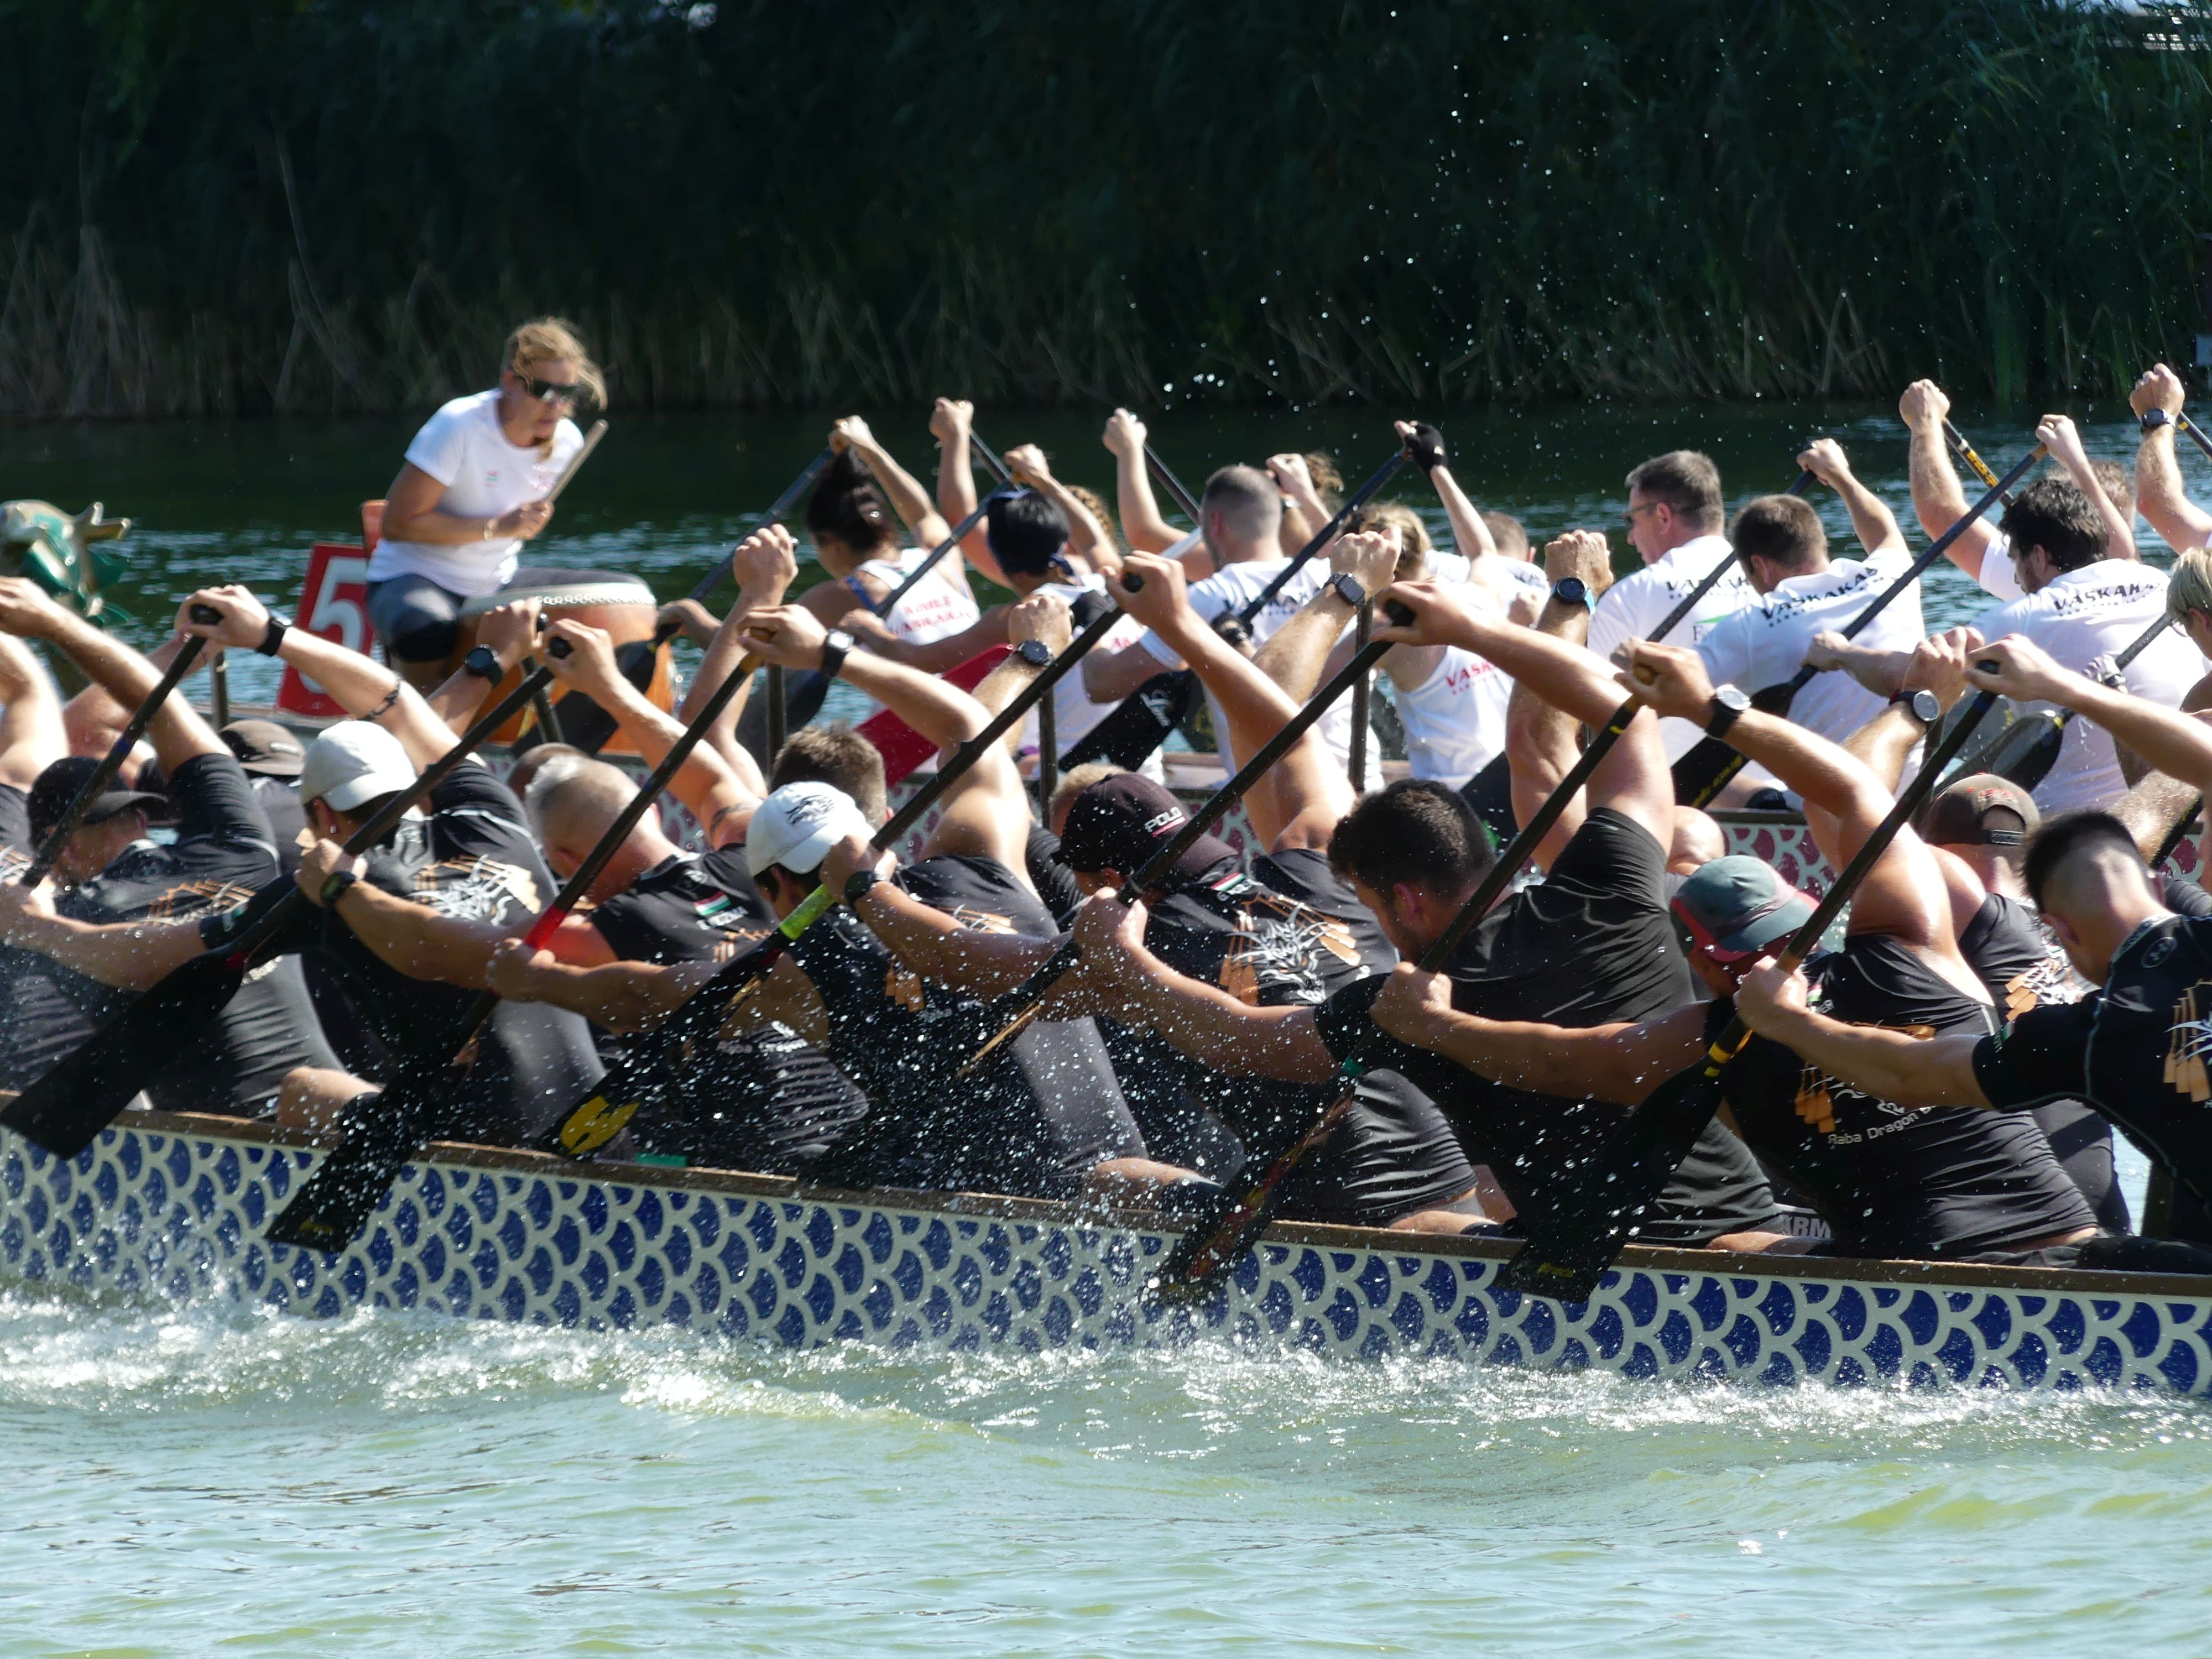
[542,420,607,505]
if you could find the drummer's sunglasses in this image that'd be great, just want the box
[519,374,582,404]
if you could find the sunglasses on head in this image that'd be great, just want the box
[516,373,582,405]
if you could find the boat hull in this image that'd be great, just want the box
[6,1112,2211,1395]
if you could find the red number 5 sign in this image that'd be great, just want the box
[278,542,379,717]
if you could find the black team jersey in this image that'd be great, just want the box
[0,785,93,1093]
[1955,889,2128,1231]
[790,851,1144,1199]
[1314,809,1782,1245]
[52,753,337,1115]
[1722,933,2093,1259]
[203,761,600,1145]
[588,846,867,1174]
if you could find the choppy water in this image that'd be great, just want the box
[3,401,2206,1651]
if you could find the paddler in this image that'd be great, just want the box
[368,317,603,687]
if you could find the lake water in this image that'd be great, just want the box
[3,401,2209,1653]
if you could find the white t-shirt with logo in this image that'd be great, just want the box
[369,389,585,595]
[1394,645,1512,787]
[1695,546,1928,753]
[841,546,983,722]
[1588,533,1759,760]
[1134,556,1381,788]
[1971,560,2209,814]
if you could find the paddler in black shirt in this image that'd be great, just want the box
[0,620,95,1090]
[0,581,339,1115]
[1070,545,1783,1247]
[1735,634,2212,1262]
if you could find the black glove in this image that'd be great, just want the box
[1404,422,1447,473]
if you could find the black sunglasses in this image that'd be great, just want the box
[517,373,582,405]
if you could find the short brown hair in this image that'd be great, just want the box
[1731,493,1827,574]
[1201,465,1282,545]
[1328,779,1493,896]
[2000,478,2106,573]
[1480,510,1529,559]
[771,724,888,826]
[1625,450,1723,533]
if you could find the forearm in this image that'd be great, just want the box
[333,885,515,986]
[1115,453,1182,554]
[592,669,763,827]
[854,440,938,541]
[1823,641,1910,699]
[1833,470,1905,556]
[1722,709,1888,830]
[1429,465,1498,561]
[934,429,1000,583]
[1250,596,1355,705]
[849,884,1053,997]
[1394,1006,1703,1105]
[2058,449,2136,558]
[2112,769,2202,864]
[843,611,1009,675]
[1119,956,1334,1082]
[506,954,702,1034]
[1744,1004,1989,1109]
[1841,702,1925,792]
[2135,430,2212,551]
[969,656,1043,758]
[1036,476,1112,571]
[2050,677,2212,790]
[838,653,983,749]
[1465,601,1622,727]
[3,910,205,990]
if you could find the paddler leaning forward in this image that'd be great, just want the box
[369,316,604,687]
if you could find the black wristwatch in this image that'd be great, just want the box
[1012,638,1053,669]
[820,627,856,680]
[1551,576,1593,611]
[1706,684,1753,738]
[843,868,881,905]
[1890,687,1942,727]
[461,643,503,682]
[1326,572,1368,609]
[255,613,293,656]
[2142,408,2177,435]
[317,866,359,907]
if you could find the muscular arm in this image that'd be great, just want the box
[846,879,1057,999]
[328,880,517,987]
[1900,384,2000,576]
[1105,411,1183,554]
[1970,644,2212,797]
[42,608,222,770]
[838,607,1014,675]
[2137,426,2212,554]
[1082,638,1173,703]
[0,902,208,990]
[1740,963,1992,1108]
[0,633,66,789]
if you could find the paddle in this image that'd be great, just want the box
[1944,419,2017,508]
[267,611,812,1249]
[1671,444,2043,807]
[1060,443,1412,773]
[1147,656,1670,1305]
[959,596,1419,1078]
[1457,467,1817,843]
[556,446,836,756]
[540,579,1146,1162]
[1144,443,1204,523]
[1,658,561,1158]
[1497,681,2006,1302]
[1986,611,2176,792]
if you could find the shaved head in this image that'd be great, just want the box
[525,754,646,852]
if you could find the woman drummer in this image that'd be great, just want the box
[368,317,604,685]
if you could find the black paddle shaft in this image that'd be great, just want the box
[1500,685,2006,1302]
[654,448,838,653]
[1238,448,1411,625]
[22,605,219,888]
[1676,444,2043,807]
[1144,445,1203,521]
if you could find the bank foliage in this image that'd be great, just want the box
[5,0,2212,418]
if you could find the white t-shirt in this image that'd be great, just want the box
[1695,546,1928,753]
[1394,645,1512,787]
[1589,534,1759,760]
[1971,560,2209,814]
[1135,556,1381,787]
[1024,575,1163,782]
[369,390,584,594]
[841,546,983,722]
[1975,536,2023,602]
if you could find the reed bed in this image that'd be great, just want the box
[4,0,2211,419]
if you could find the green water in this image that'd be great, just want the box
[2,403,2209,1652]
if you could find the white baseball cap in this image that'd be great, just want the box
[297,720,419,812]
[744,782,872,878]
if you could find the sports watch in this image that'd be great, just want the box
[1013,638,1054,669]
[1326,572,1368,609]
[820,628,856,680]
[2142,408,2177,435]
[843,868,881,905]
[1890,687,1942,727]
[1705,684,1753,739]
[461,644,504,682]
[1551,577,1593,611]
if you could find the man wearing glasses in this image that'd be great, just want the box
[368,316,603,687]
[1587,448,1756,761]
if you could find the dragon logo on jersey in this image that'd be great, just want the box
[410,855,541,924]
[138,877,262,923]
[2163,982,2212,1103]
[1792,1024,1936,1137]
[884,905,1016,1009]
[1218,893,1363,1007]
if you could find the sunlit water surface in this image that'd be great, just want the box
[3,403,2206,1650]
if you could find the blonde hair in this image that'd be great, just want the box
[1050,761,1126,830]
[1066,484,1120,553]
[503,316,607,409]
[2169,547,2212,622]
[1353,500,1434,578]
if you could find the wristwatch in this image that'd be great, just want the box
[843,867,881,905]
[1889,687,1942,728]
[1551,577,1594,611]
[2142,408,2177,435]
[820,627,856,680]
[461,643,504,682]
[317,866,359,908]
[255,613,293,657]
[1012,638,1053,669]
[1706,684,1753,738]
[1326,572,1368,610]
[1214,613,1254,650]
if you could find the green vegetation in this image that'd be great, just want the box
[5,0,2212,419]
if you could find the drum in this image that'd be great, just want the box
[451,566,675,754]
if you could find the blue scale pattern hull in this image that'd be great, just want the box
[5,1113,2212,1395]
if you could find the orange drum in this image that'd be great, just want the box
[451,566,674,754]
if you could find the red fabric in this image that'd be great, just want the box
[858,646,1010,786]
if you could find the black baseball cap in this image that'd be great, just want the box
[220,718,306,779]
[1056,773,1237,886]
[27,756,166,847]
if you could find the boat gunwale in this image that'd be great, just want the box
[114,1107,2212,1305]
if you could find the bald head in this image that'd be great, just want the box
[525,754,661,880]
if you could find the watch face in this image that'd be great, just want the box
[1911,690,1941,723]
[1716,685,1752,713]
[1016,639,1052,666]
[1554,577,1588,604]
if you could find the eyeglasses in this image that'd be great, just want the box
[516,373,582,405]
[1624,500,1658,525]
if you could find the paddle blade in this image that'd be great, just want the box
[0,948,248,1157]
[1060,671,1198,772]
[1991,712,2065,794]
[1495,1058,1731,1303]
[539,1055,660,1159]
[263,1048,469,1250]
